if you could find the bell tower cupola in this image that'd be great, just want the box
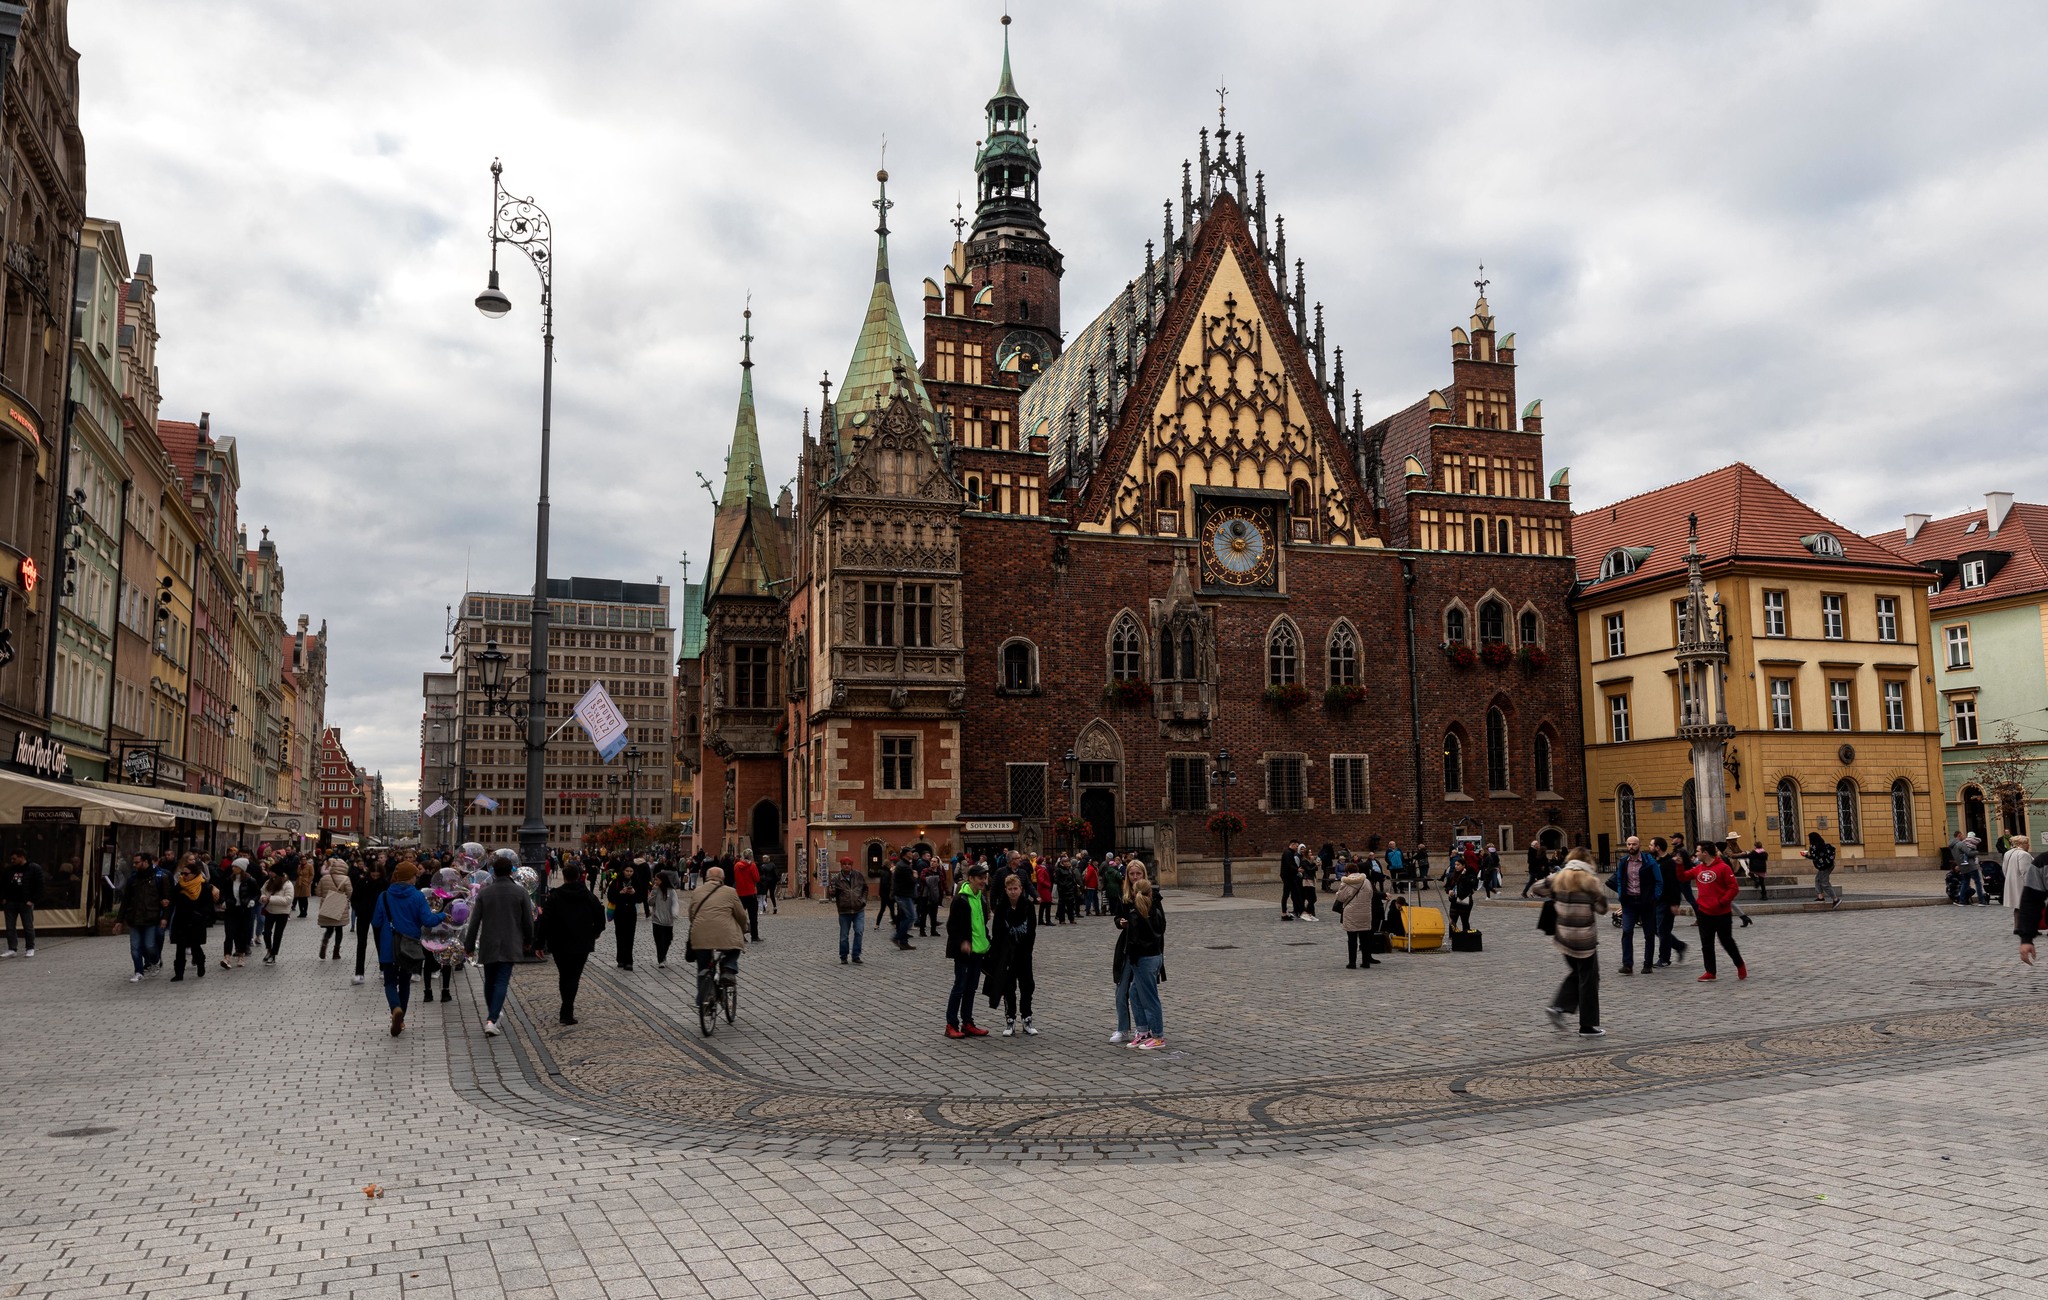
[964,14,1062,352]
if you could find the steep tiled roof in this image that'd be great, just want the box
[1022,273,1141,480]
[1872,501,2048,610]
[159,418,201,482]
[1574,462,1921,594]
[834,174,938,453]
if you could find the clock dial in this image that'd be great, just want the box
[996,331,1049,389]
[1203,505,1275,587]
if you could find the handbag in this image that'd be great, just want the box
[1536,899,1558,935]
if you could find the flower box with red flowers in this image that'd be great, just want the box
[1480,642,1515,669]
[1101,679,1155,707]
[1324,684,1368,709]
[1205,812,1245,840]
[1263,682,1311,711]
[1444,642,1479,670]
[1050,814,1094,842]
[1518,644,1549,671]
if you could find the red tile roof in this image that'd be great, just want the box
[1574,463,1923,595]
[1871,501,2048,610]
[158,419,202,483]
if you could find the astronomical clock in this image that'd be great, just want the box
[1197,496,1280,591]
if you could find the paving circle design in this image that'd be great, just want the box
[447,964,2048,1157]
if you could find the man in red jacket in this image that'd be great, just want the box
[1683,842,1746,982]
[731,854,762,943]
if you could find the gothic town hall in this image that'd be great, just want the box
[694,23,1587,886]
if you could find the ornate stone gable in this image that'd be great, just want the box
[811,389,968,716]
[1074,193,1377,546]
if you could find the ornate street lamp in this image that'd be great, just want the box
[1061,749,1079,852]
[1214,749,1237,897]
[475,639,509,709]
[476,159,556,876]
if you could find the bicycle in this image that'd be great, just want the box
[695,950,739,1037]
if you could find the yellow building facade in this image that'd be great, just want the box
[1573,465,1943,868]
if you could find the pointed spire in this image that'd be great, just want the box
[718,306,770,511]
[997,12,1018,97]
[836,170,937,450]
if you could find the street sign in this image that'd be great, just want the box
[23,806,79,825]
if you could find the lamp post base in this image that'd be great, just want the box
[1221,835,1234,897]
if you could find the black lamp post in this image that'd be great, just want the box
[624,744,643,827]
[1214,749,1237,896]
[476,159,556,878]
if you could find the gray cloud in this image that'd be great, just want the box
[70,0,2048,801]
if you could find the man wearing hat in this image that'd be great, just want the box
[826,856,869,965]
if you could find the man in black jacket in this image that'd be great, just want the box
[606,859,640,971]
[890,855,919,951]
[1278,844,1301,921]
[538,863,606,1025]
[2,850,43,957]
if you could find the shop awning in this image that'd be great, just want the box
[0,770,175,828]
[84,782,269,827]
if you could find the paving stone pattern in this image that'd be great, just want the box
[2,896,2045,1298]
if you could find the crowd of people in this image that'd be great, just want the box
[79,819,2048,1054]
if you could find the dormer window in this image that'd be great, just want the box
[1800,532,1845,559]
[1600,548,1647,580]
[1961,558,1988,589]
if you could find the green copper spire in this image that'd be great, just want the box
[718,307,770,511]
[834,168,936,449]
[997,12,1017,97]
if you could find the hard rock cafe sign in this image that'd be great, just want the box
[12,729,68,780]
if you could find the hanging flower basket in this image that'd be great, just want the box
[1519,644,1549,672]
[1050,814,1093,843]
[1263,682,1311,711]
[1480,642,1515,669]
[1205,812,1245,840]
[1444,642,1479,670]
[1324,684,1367,709]
[1101,679,1154,707]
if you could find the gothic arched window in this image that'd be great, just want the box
[1327,622,1359,688]
[1267,621,1299,687]
[1478,599,1507,644]
[1519,608,1542,647]
[1617,783,1638,839]
[1110,616,1143,681]
[1156,471,1178,509]
[1486,706,1511,792]
[1443,730,1465,795]
[1001,640,1036,693]
[1291,479,1312,518]
[1445,605,1468,645]
[1533,728,1554,793]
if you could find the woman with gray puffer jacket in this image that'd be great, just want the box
[1531,848,1611,1038]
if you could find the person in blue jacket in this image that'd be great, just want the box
[1608,836,1664,975]
[370,858,446,1037]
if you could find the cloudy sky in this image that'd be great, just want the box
[70,0,2048,804]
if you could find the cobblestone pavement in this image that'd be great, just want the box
[3,898,2045,1299]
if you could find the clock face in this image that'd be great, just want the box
[996,331,1049,389]
[1204,505,1275,587]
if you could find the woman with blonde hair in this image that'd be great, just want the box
[1532,847,1610,1037]
[1111,861,1168,1049]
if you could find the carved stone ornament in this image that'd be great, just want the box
[888,686,909,710]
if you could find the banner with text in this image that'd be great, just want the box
[573,681,630,762]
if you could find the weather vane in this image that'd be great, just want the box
[1475,263,1490,298]
[1217,82,1229,132]
[952,197,967,241]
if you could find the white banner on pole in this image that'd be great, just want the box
[422,797,449,819]
[573,681,630,762]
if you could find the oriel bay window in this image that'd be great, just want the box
[862,583,894,647]
[732,645,772,709]
[859,582,936,649]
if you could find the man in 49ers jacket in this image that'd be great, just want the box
[1682,844,1747,982]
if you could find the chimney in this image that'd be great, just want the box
[1903,512,1931,543]
[1986,492,2015,534]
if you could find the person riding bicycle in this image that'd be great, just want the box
[685,865,749,1011]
